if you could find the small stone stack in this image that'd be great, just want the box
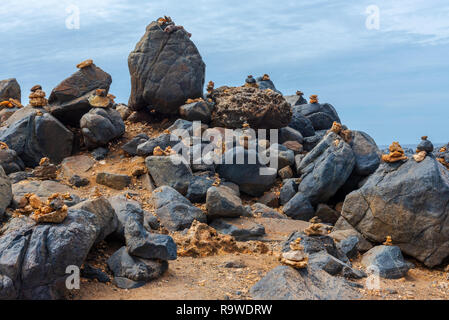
[279,237,308,269]
[382,142,408,163]
[309,94,319,104]
[413,136,433,163]
[244,75,258,88]
[88,89,113,108]
[29,85,48,107]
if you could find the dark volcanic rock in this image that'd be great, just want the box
[0,209,100,299]
[282,193,315,221]
[206,186,246,219]
[216,147,277,197]
[153,186,206,231]
[0,113,73,167]
[145,154,193,195]
[122,133,149,156]
[297,132,355,205]
[350,131,381,176]
[361,245,411,279]
[48,64,112,126]
[186,173,215,203]
[128,20,205,114]
[0,78,21,102]
[96,172,131,190]
[180,101,212,123]
[289,108,315,137]
[80,108,125,149]
[293,103,340,131]
[107,246,168,284]
[211,86,292,129]
[210,218,265,241]
[250,266,360,300]
[0,149,25,174]
[341,156,449,267]
[0,166,12,219]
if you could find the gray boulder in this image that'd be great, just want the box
[250,266,360,300]
[0,78,21,102]
[109,194,145,238]
[96,172,131,190]
[209,218,265,241]
[284,94,307,106]
[128,20,205,114]
[48,64,112,126]
[80,108,125,149]
[125,218,177,260]
[341,156,449,267]
[0,113,73,167]
[350,131,381,176]
[278,127,303,144]
[0,149,25,174]
[297,132,355,205]
[206,186,246,219]
[152,186,206,231]
[216,147,277,197]
[280,178,299,205]
[122,133,149,156]
[308,251,366,279]
[293,103,340,131]
[107,246,168,284]
[180,101,211,123]
[361,246,411,279]
[289,109,315,137]
[0,209,99,299]
[186,173,215,203]
[145,154,193,195]
[282,193,314,221]
[136,133,181,156]
[0,166,12,220]
[252,203,287,219]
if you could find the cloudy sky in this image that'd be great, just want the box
[1,0,448,145]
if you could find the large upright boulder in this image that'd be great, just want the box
[341,156,449,267]
[0,78,21,102]
[48,64,112,126]
[296,132,355,205]
[128,20,205,114]
[0,113,73,167]
[210,86,292,129]
[350,131,381,176]
[80,108,125,149]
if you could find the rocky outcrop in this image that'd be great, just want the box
[80,108,125,149]
[341,156,449,267]
[349,131,381,176]
[128,19,205,114]
[210,86,292,129]
[0,166,12,219]
[0,148,25,174]
[0,113,73,167]
[0,78,21,102]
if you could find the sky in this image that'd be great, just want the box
[1,0,448,145]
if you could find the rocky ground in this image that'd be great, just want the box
[1,16,449,300]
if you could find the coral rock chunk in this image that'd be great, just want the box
[77,59,94,69]
[381,142,408,163]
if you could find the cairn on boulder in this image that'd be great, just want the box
[381,142,407,163]
[309,94,318,104]
[0,78,21,102]
[128,17,205,114]
[279,237,308,269]
[14,192,70,224]
[244,75,258,88]
[88,89,113,108]
[413,136,433,162]
[28,85,48,107]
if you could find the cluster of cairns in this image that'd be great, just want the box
[1,15,449,300]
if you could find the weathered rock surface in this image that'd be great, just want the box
[206,186,246,219]
[289,108,315,137]
[128,20,205,114]
[296,132,355,205]
[48,64,112,126]
[80,108,125,149]
[0,209,100,299]
[250,266,360,300]
[216,147,277,197]
[12,180,78,204]
[0,166,12,219]
[293,103,340,131]
[341,156,449,267]
[145,154,193,195]
[107,246,168,285]
[153,186,206,231]
[361,246,411,279]
[282,193,315,221]
[96,172,131,190]
[0,113,73,167]
[210,86,291,129]
[180,100,212,123]
[209,218,265,241]
[0,149,25,174]
[350,131,381,176]
[0,78,21,102]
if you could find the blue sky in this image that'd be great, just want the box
[1,0,448,145]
